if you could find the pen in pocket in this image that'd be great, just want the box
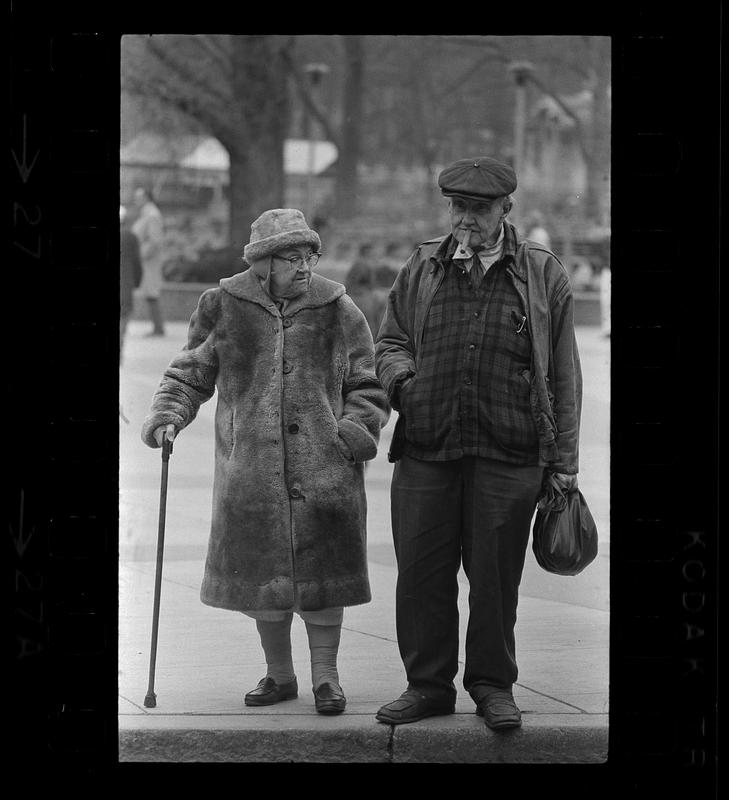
[515,315,527,334]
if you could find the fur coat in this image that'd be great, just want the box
[141,269,390,613]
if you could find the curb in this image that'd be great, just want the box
[118,714,608,763]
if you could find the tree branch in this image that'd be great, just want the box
[522,70,590,161]
[434,35,592,143]
[124,67,236,148]
[435,48,509,101]
[280,48,341,149]
[193,34,233,82]
[146,37,232,115]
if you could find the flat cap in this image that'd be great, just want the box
[438,156,517,201]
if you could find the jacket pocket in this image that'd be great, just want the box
[336,434,355,463]
[326,410,352,463]
[403,409,449,451]
[336,417,377,463]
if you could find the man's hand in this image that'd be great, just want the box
[153,424,176,447]
[550,472,578,493]
[392,373,415,411]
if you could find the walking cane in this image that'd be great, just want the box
[144,432,174,708]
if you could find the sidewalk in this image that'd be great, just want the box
[119,319,610,763]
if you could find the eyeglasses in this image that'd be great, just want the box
[272,252,321,270]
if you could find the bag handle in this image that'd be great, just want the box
[537,472,568,512]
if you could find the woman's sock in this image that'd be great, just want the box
[255,616,296,684]
[305,621,342,690]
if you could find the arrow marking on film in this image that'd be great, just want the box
[11,115,40,184]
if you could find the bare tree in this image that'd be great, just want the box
[281,35,365,220]
[122,34,290,246]
[493,35,612,226]
[362,35,611,226]
[122,34,610,242]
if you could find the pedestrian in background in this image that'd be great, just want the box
[120,205,142,365]
[141,208,389,715]
[132,185,166,337]
[523,209,552,249]
[377,242,405,287]
[344,242,381,338]
[374,157,582,730]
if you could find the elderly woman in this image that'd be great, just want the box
[141,209,390,714]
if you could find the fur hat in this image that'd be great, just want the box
[243,209,321,266]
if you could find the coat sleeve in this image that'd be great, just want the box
[548,275,583,473]
[139,212,164,263]
[140,288,220,448]
[336,295,391,463]
[373,257,417,410]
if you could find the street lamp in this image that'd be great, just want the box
[303,63,330,220]
[507,60,535,182]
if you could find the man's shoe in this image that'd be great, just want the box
[313,682,346,714]
[244,676,298,706]
[375,689,455,725]
[475,690,522,730]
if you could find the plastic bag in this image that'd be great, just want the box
[532,474,598,576]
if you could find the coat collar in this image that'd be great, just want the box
[427,223,523,280]
[220,269,345,315]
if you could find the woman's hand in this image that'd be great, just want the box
[153,424,176,447]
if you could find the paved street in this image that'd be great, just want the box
[118,315,610,762]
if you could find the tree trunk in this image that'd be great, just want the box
[333,35,364,221]
[584,39,611,227]
[226,36,289,248]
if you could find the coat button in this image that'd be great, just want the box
[282,361,293,373]
[290,486,301,498]
[468,343,476,350]
[463,376,472,385]
[288,423,299,434]
[283,318,292,328]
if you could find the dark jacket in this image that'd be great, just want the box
[141,270,390,613]
[120,227,142,317]
[375,224,582,474]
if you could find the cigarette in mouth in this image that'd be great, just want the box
[460,229,471,255]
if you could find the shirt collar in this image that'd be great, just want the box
[430,223,522,275]
[452,225,505,261]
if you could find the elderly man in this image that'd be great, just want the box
[374,157,582,730]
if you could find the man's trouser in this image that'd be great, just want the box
[390,454,544,703]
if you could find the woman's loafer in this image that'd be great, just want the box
[375,689,455,724]
[244,676,298,706]
[313,682,346,714]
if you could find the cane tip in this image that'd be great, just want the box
[143,693,157,708]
